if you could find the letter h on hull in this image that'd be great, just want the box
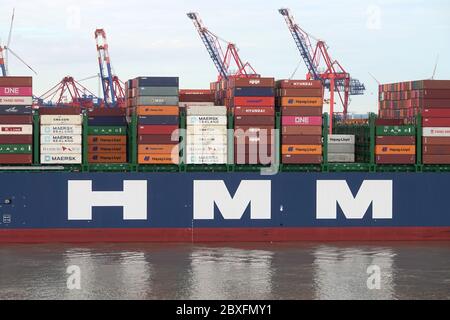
[68,180,148,220]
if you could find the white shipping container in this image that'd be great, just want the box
[40,125,82,135]
[187,115,227,126]
[40,115,83,125]
[328,135,355,145]
[186,126,227,136]
[0,124,33,135]
[40,144,82,154]
[40,134,82,145]
[186,105,227,116]
[186,144,227,154]
[186,154,228,164]
[186,134,227,145]
[328,153,355,163]
[41,154,82,164]
[0,96,33,105]
[423,127,450,137]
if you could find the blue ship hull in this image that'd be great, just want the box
[0,172,450,242]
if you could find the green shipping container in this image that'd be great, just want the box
[0,144,32,154]
[88,126,127,135]
[376,125,416,136]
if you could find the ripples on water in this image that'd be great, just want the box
[0,243,449,300]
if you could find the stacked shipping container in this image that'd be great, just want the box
[186,106,228,164]
[328,135,355,163]
[276,80,324,164]
[179,89,215,109]
[422,108,450,164]
[129,77,180,165]
[375,125,416,164]
[40,107,82,164]
[0,77,33,164]
[87,108,127,163]
[229,77,275,165]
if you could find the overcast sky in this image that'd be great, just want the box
[1,0,449,113]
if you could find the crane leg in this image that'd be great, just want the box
[329,78,335,135]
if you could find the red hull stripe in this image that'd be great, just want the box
[1,227,450,243]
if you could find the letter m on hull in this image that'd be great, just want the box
[193,180,271,220]
[316,180,393,219]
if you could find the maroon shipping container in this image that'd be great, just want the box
[138,125,179,135]
[138,135,179,144]
[376,155,415,164]
[234,115,275,126]
[282,154,322,164]
[423,137,450,145]
[423,145,450,155]
[234,125,274,133]
[420,80,450,90]
[277,88,323,97]
[423,155,450,164]
[38,107,81,115]
[376,136,416,145]
[375,119,404,126]
[0,77,32,87]
[0,135,33,144]
[179,94,215,103]
[420,90,450,99]
[282,135,322,145]
[423,118,450,127]
[0,115,33,124]
[88,108,127,117]
[421,99,450,108]
[282,126,322,135]
[281,106,322,116]
[234,106,275,116]
[228,77,275,88]
[0,154,32,164]
[422,108,450,118]
[276,80,322,89]
[234,143,274,155]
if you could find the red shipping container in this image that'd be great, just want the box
[38,107,81,115]
[0,154,32,164]
[423,155,450,164]
[0,77,32,87]
[423,145,450,155]
[376,136,416,145]
[376,155,415,164]
[0,135,33,144]
[282,154,322,164]
[423,118,450,127]
[0,87,32,96]
[276,80,322,89]
[0,115,32,124]
[228,77,275,88]
[234,115,274,126]
[138,125,179,135]
[234,106,275,116]
[282,126,322,135]
[138,134,179,144]
[422,108,450,118]
[282,135,322,145]
[423,137,450,145]
[277,88,323,97]
[88,108,127,117]
[281,106,322,116]
[233,97,275,107]
[375,119,404,126]
[234,153,276,165]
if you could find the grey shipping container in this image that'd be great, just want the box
[137,77,179,87]
[138,116,179,125]
[135,96,179,106]
[327,144,355,154]
[137,86,179,97]
[328,153,355,163]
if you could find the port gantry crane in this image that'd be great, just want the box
[94,29,125,107]
[279,8,365,132]
[187,12,259,81]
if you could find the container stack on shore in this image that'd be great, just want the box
[228,77,275,165]
[87,108,127,164]
[129,77,180,165]
[327,135,355,163]
[40,107,82,164]
[186,105,227,164]
[276,80,324,164]
[0,77,33,165]
[375,125,416,164]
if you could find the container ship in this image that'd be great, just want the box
[1,75,450,243]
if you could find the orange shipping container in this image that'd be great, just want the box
[137,106,179,116]
[138,144,179,154]
[88,145,127,153]
[138,154,179,164]
[88,136,127,145]
[88,153,127,163]
[375,145,416,155]
[280,97,323,107]
[282,145,322,155]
